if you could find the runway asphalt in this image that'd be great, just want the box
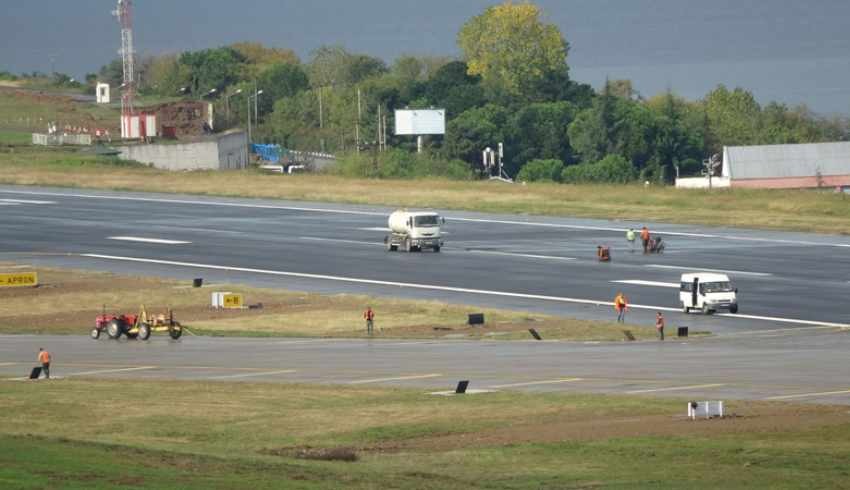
[1,185,849,404]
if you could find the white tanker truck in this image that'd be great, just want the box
[385,210,445,252]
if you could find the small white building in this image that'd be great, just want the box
[96,83,110,104]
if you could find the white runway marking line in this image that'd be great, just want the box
[299,236,383,246]
[626,383,725,394]
[108,236,191,245]
[645,264,772,277]
[466,250,576,261]
[0,202,20,206]
[359,227,390,232]
[67,366,158,377]
[764,389,850,401]
[612,280,679,288]
[0,198,55,205]
[488,378,583,389]
[7,188,850,249]
[349,374,443,385]
[79,253,850,330]
[0,362,19,367]
[209,369,297,380]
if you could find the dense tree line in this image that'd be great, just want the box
[90,2,848,182]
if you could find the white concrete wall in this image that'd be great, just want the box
[675,176,731,189]
[118,131,248,171]
[119,140,220,170]
[32,133,92,146]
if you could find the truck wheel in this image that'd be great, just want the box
[169,326,183,340]
[729,305,738,314]
[106,319,124,339]
[90,328,101,340]
[403,238,411,252]
[433,245,441,253]
[702,304,713,315]
[138,323,151,340]
[682,303,689,314]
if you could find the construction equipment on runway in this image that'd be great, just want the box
[91,305,183,340]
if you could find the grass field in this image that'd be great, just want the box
[1,379,849,489]
[0,87,119,134]
[0,265,656,341]
[1,145,849,235]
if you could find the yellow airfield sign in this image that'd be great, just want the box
[0,272,38,288]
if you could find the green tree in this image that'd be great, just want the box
[256,63,310,118]
[444,104,510,168]
[561,154,637,183]
[457,1,570,102]
[703,85,761,150]
[516,158,564,182]
[507,101,577,175]
[179,47,245,96]
[422,61,486,117]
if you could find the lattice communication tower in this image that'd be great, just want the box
[113,0,136,121]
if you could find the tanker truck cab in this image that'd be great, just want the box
[386,210,445,252]
[680,272,738,315]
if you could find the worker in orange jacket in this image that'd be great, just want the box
[614,293,628,323]
[640,226,650,254]
[37,347,51,379]
[364,306,375,335]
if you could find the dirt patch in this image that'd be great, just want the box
[261,446,358,462]
[360,403,850,452]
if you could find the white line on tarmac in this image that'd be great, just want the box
[0,362,18,367]
[108,236,191,245]
[764,389,850,401]
[465,250,576,261]
[67,366,158,377]
[209,369,297,380]
[0,198,55,205]
[0,202,20,206]
[488,378,583,389]
[359,227,389,232]
[612,280,679,288]
[299,236,382,246]
[626,383,726,394]
[645,264,772,277]
[5,189,850,248]
[349,374,443,384]
[79,254,850,330]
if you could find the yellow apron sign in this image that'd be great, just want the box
[223,293,244,309]
[0,272,38,287]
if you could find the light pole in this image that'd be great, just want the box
[225,88,242,128]
[247,89,263,143]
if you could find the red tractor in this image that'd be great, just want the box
[91,306,183,340]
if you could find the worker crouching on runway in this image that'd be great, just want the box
[38,348,51,379]
[597,245,611,262]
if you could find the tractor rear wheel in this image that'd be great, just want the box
[90,328,101,340]
[138,323,151,341]
[106,319,124,339]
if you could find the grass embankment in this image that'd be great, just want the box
[1,379,849,489]
[0,87,119,134]
[0,266,651,341]
[1,144,849,234]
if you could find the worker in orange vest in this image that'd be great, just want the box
[37,347,51,379]
[614,293,628,323]
[364,306,375,335]
[640,226,650,254]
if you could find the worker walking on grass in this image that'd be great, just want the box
[37,348,51,379]
[626,228,636,253]
[640,226,650,254]
[364,306,375,335]
[656,312,665,341]
[614,292,628,323]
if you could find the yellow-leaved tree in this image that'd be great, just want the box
[458,1,569,102]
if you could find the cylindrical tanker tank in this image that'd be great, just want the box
[385,210,444,252]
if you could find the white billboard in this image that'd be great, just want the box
[394,109,445,136]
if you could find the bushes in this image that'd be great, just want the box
[561,154,637,184]
[331,149,474,180]
[516,158,564,182]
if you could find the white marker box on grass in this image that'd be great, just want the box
[688,400,724,420]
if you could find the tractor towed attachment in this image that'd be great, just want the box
[92,305,183,340]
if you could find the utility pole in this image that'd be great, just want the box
[318,86,325,152]
[253,80,259,128]
[355,86,361,154]
[247,95,252,144]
